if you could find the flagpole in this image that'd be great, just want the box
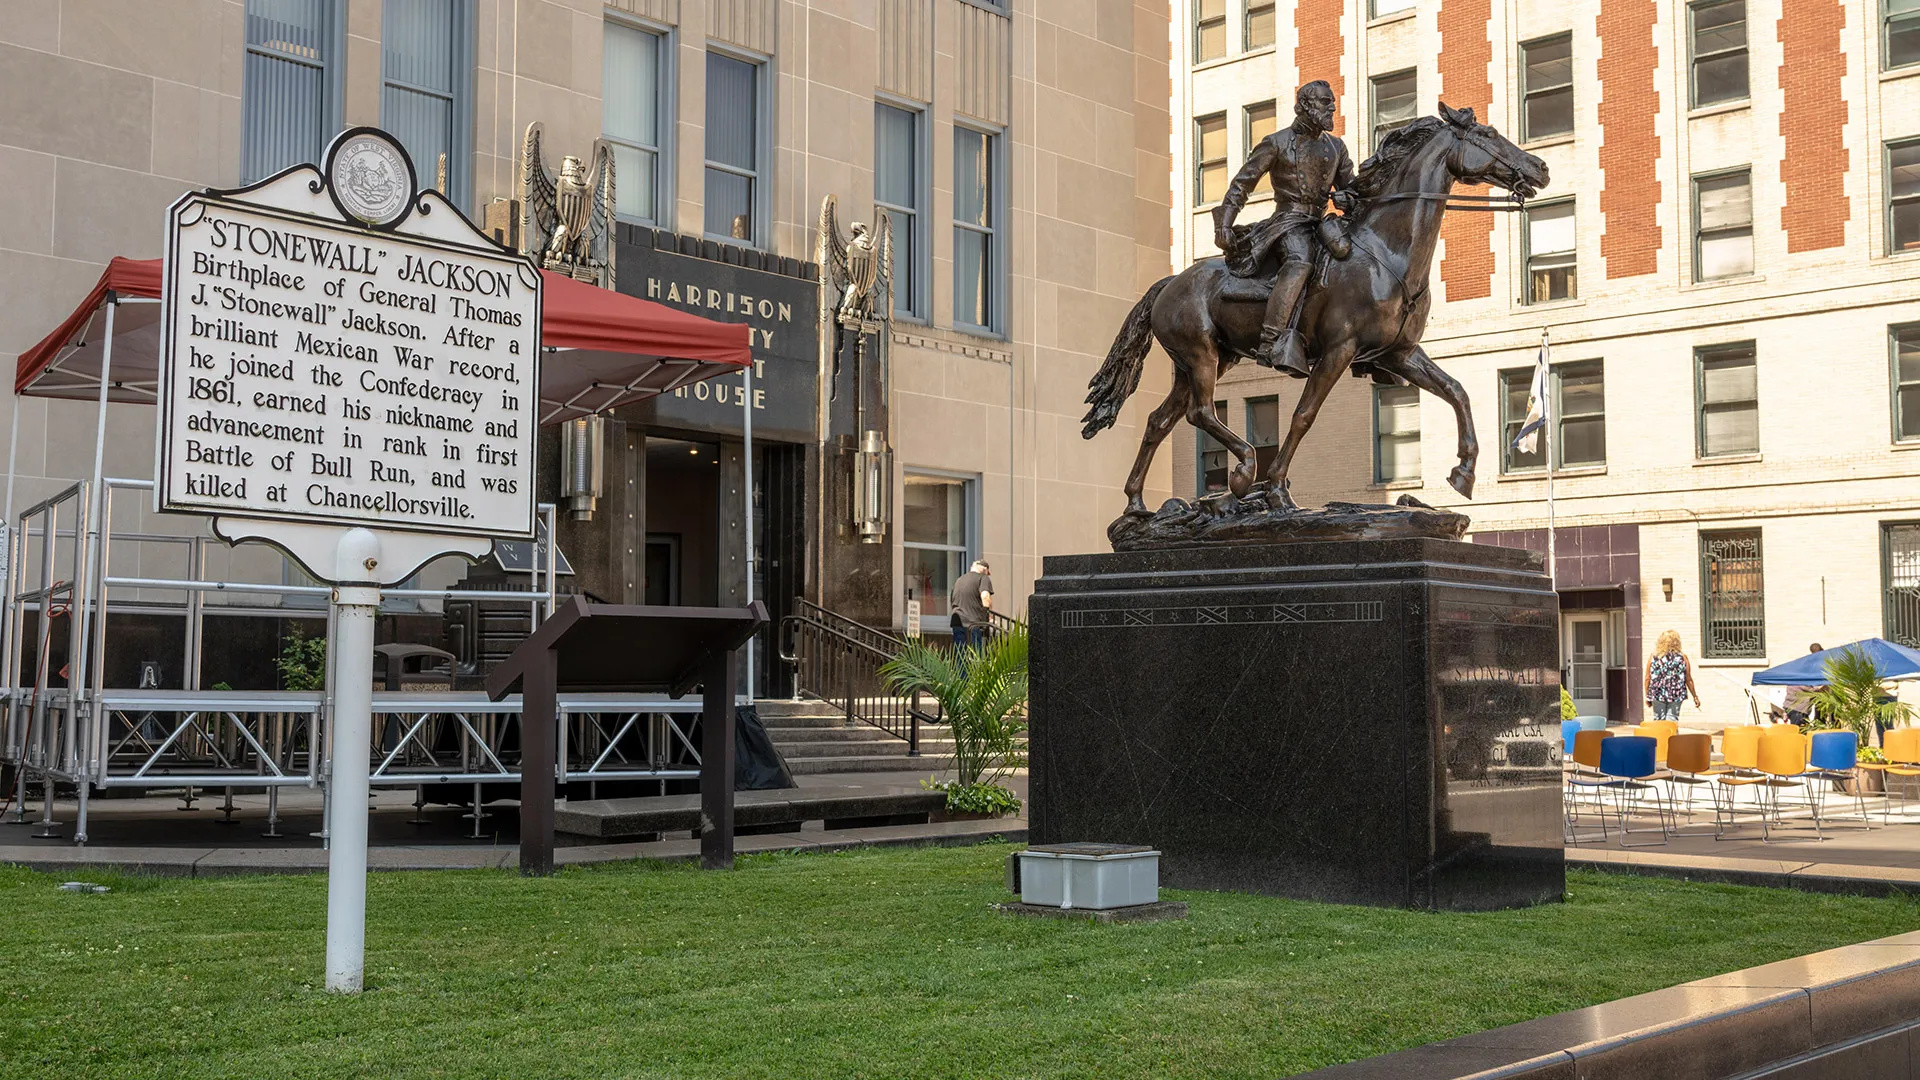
[1542,327,1556,591]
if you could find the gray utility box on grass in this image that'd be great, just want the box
[1017,844,1160,910]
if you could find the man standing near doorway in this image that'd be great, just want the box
[950,560,994,652]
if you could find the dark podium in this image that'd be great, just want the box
[1028,538,1563,911]
[487,596,768,875]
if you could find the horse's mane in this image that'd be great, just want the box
[1348,116,1446,199]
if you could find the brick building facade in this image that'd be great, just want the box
[1171,0,1920,727]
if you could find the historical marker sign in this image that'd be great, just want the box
[158,133,541,541]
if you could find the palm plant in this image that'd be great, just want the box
[1807,646,1913,741]
[880,622,1028,812]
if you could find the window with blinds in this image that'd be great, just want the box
[603,21,664,224]
[1694,169,1753,280]
[1245,102,1277,195]
[1696,343,1759,457]
[1523,201,1576,303]
[1195,114,1227,205]
[1521,34,1573,141]
[1370,70,1417,153]
[876,103,924,319]
[1892,323,1920,443]
[1374,385,1420,483]
[954,125,1001,333]
[705,52,761,243]
[242,0,339,184]
[381,0,469,202]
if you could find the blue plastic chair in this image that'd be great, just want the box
[1600,735,1668,846]
[1561,719,1583,756]
[1577,715,1609,733]
[1808,730,1870,829]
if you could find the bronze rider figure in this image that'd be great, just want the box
[1211,80,1357,379]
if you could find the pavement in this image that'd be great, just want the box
[0,768,1031,877]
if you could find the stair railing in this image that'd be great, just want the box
[778,609,936,755]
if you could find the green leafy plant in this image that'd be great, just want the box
[1860,746,1888,765]
[274,626,328,692]
[1807,646,1913,741]
[1560,687,1577,722]
[881,622,1028,814]
[922,779,1023,816]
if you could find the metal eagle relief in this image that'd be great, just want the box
[818,194,893,332]
[520,123,616,288]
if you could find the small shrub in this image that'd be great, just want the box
[924,779,1022,816]
[275,627,328,691]
[1560,687,1577,721]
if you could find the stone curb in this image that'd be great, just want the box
[0,821,1027,878]
[1569,848,1920,898]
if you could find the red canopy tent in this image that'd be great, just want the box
[13,256,752,422]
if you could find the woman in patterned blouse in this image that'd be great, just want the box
[1644,630,1701,721]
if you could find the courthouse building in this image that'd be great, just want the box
[1169,0,1920,726]
[0,0,1174,691]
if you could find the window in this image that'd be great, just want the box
[876,102,926,319]
[1371,70,1418,150]
[1884,523,1920,648]
[1696,343,1759,457]
[1247,397,1279,477]
[954,126,1002,333]
[1689,0,1748,107]
[1372,0,1417,16]
[1520,34,1573,141]
[1694,170,1753,280]
[1247,2,1276,49]
[1892,324,1920,442]
[1890,139,1920,254]
[1197,400,1229,495]
[381,0,471,204]
[1374,385,1420,483]
[603,20,665,224]
[705,52,763,243]
[1246,101,1278,195]
[1196,0,1226,62]
[1195,113,1228,205]
[1499,361,1605,472]
[1701,529,1765,658]
[1523,201,1576,302]
[242,0,341,184]
[1892,0,1920,69]
[902,475,974,620]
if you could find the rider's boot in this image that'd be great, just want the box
[1256,261,1314,379]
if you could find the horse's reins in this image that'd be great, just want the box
[1364,191,1530,212]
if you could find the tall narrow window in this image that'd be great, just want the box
[1891,0,1920,69]
[902,475,974,620]
[1555,360,1606,468]
[1247,2,1277,49]
[1198,400,1229,495]
[1892,323,1920,442]
[381,0,469,201]
[1690,0,1749,107]
[954,126,1001,333]
[1370,70,1418,150]
[1374,385,1420,483]
[1521,34,1573,141]
[1523,200,1576,302]
[243,0,339,184]
[1500,368,1547,474]
[1196,0,1226,62]
[1696,343,1759,457]
[705,52,762,243]
[1245,101,1278,195]
[1884,523,1920,648]
[603,21,663,224]
[1694,169,1754,280]
[1247,397,1279,477]
[876,103,924,320]
[1195,114,1228,205]
[1701,529,1765,658]
[1890,139,1920,254]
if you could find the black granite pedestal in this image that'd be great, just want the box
[1028,538,1563,911]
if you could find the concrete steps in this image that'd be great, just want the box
[754,699,1023,776]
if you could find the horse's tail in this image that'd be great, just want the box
[1080,275,1173,439]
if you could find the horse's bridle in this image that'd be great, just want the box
[1360,124,1533,212]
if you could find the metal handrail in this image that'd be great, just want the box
[778,612,934,755]
[791,597,907,652]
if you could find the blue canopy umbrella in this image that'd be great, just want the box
[1750,638,1920,685]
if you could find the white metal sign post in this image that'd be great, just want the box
[157,129,540,993]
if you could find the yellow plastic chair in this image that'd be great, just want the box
[1664,733,1716,824]
[1863,727,1920,822]
[1564,729,1616,844]
[1712,726,1767,838]
[1634,720,1679,765]
[1755,726,1816,841]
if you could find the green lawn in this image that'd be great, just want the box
[3,844,1917,1080]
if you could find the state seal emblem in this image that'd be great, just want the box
[325,130,414,227]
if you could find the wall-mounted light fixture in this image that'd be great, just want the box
[560,415,605,520]
[853,429,891,543]
[1661,577,1674,602]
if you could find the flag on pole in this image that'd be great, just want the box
[1512,340,1550,455]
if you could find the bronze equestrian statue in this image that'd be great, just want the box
[1083,96,1548,523]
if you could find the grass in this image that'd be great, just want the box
[2,844,1918,1080]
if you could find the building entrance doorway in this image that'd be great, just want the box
[1563,615,1608,717]
[643,438,720,607]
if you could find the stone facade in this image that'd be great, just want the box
[1171,0,1920,727]
[0,1,1174,648]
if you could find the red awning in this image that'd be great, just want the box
[13,258,753,422]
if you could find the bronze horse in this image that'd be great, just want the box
[1083,105,1549,514]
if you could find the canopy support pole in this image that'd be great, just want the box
[743,363,754,701]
